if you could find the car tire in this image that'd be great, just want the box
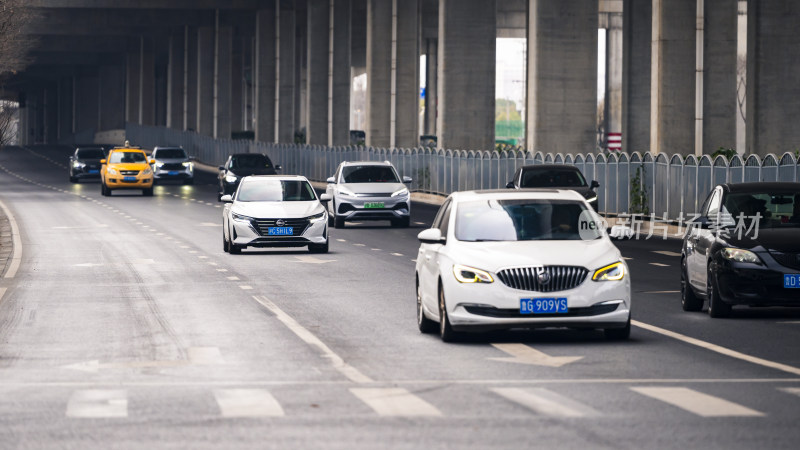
[438,283,458,342]
[229,243,242,255]
[223,230,230,253]
[69,176,77,183]
[101,183,110,196]
[184,178,194,185]
[327,209,335,227]
[707,264,732,318]
[394,217,410,228]
[604,318,631,340]
[681,258,704,311]
[417,279,437,334]
[143,187,154,197]
[308,240,329,254]
[334,215,345,229]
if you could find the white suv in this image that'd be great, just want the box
[151,147,194,185]
[325,161,412,228]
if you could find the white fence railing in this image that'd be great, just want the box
[125,123,800,220]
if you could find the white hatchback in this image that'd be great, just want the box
[221,175,330,254]
[415,189,631,341]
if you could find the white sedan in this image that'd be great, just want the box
[222,175,331,254]
[415,189,631,341]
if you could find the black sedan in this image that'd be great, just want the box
[507,164,600,210]
[681,182,800,317]
[217,153,282,200]
[69,146,106,183]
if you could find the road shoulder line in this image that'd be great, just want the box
[632,319,800,376]
[0,199,22,279]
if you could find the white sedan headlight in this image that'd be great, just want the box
[231,212,252,223]
[453,264,494,283]
[226,174,238,183]
[391,188,409,197]
[721,247,761,264]
[592,262,625,281]
[309,211,326,222]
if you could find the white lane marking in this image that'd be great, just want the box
[0,287,6,303]
[294,255,336,264]
[371,248,381,251]
[411,259,417,262]
[180,246,190,249]
[207,262,218,266]
[633,320,800,376]
[66,390,128,418]
[336,239,347,242]
[353,243,365,247]
[631,387,763,417]
[641,290,680,294]
[197,256,209,259]
[0,200,23,279]
[780,387,800,397]
[189,251,198,254]
[239,285,253,290]
[649,263,670,267]
[391,253,403,256]
[350,388,441,417]
[214,389,284,418]
[252,295,372,384]
[778,321,800,324]
[491,387,598,418]
[216,269,228,272]
[623,257,634,260]
[413,221,426,225]
[653,250,682,257]
[490,343,583,367]
[227,276,240,281]
[215,205,221,208]
[199,222,221,227]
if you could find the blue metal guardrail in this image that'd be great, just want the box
[125,123,800,220]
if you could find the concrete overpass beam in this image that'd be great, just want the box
[745,0,800,156]
[703,0,737,154]
[527,0,598,154]
[622,0,651,153]
[306,0,329,145]
[197,26,216,136]
[140,37,156,126]
[231,36,244,133]
[650,0,695,155]
[99,63,126,131]
[254,3,277,142]
[126,50,140,124]
[395,0,420,148]
[167,33,185,129]
[424,38,437,137]
[605,13,623,151]
[366,0,392,147]
[330,0,353,146]
[184,27,198,131]
[215,24,234,139]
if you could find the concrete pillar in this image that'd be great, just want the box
[254,4,277,142]
[527,0,597,154]
[99,64,126,131]
[57,77,73,142]
[650,0,695,155]
[366,0,392,147]
[167,33,185,129]
[75,75,99,134]
[330,0,352,146]
[622,0,652,153]
[395,0,419,148]
[702,0,737,153]
[605,13,623,151]
[215,25,233,139]
[126,50,140,124]
[424,38,438,136]
[184,26,198,131]
[154,45,169,127]
[745,0,800,156]
[306,0,329,145]
[17,102,28,145]
[296,1,308,134]
[277,0,296,143]
[437,0,495,150]
[140,37,156,126]
[231,37,244,133]
[197,26,215,136]
[242,36,254,131]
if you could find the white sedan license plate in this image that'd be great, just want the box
[267,227,293,236]
[520,298,568,314]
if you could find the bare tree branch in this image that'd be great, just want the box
[0,0,36,79]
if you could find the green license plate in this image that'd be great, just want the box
[364,202,385,209]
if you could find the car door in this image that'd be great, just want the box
[420,200,452,312]
[690,188,721,291]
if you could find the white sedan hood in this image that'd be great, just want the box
[450,239,622,273]
[341,182,405,195]
[232,200,323,219]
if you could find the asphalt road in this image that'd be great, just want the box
[0,145,799,449]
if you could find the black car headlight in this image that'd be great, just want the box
[721,248,762,264]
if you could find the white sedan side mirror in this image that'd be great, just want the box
[418,228,445,244]
[220,195,233,203]
[326,177,335,184]
[319,193,332,202]
[402,176,412,183]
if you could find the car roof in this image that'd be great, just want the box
[109,148,146,153]
[721,182,800,194]
[230,153,266,157]
[519,164,581,171]
[340,160,393,166]
[241,175,308,181]
[449,188,585,202]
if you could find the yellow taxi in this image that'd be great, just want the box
[100,147,155,196]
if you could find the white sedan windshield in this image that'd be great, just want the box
[237,180,316,202]
[455,199,601,241]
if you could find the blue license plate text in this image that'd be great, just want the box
[784,274,800,289]
[520,298,568,314]
[268,227,293,236]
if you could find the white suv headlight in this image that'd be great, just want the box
[453,264,494,283]
[72,161,85,168]
[338,187,355,197]
[391,188,409,197]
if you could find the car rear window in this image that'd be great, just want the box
[455,199,601,241]
[236,180,316,202]
[108,152,146,163]
[521,169,586,188]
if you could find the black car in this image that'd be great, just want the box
[218,153,282,200]
[69,147,107,183]
[681,182,800,317]
[507,164,600,210]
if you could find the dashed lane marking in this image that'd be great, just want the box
[351,388,441,417]
[653,250,682,257]
[353,243,365,247]
[780,387,800,397]
[631,387,763,417]
[227,276,240,281]
[66,390,128,418]
[214,389,284,417]
[252,295,373,384]
[649,263,670,267]
[391,253,403,256]
[491,387,598,418]
[337,239,347,242]
[239,285,253,290]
